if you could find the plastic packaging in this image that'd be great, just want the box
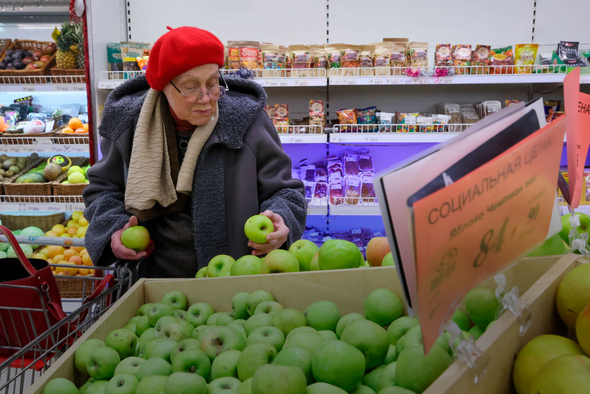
[490,46,514,74]
[361,173,376,203]
[408,42,428,67]
[453,45,472,75]
[304,181,315,200]
[435,44,453,67]
[470,45,491,74]
[330,183,344,205]
[514,44,539,74]
[341,45,361,76]
[239,41,260,69]
[358,153,374,172]
[356,107,377,126]
[359,45,375,76]
[289,45,311,77]
[337,108,357,125]
[373,42,393,76]
[227,41,241,69]
[344,154,360,176]
[397,112,418,133]
[314,182,328,199]
[344,175,362,205]
[376,112,395,132]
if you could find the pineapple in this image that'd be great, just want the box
[74,21,85,69]
[53,22,78,69]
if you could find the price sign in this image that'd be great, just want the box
[331,135,346,143]
[330,78,343,85]
[55,85,69,91]
[439,77,453,84]
[23,86,35,92]
[416,78,427,85]
[364,136,380,143]
[279,80,289,87]
[346,79,357,85]
[295,80,309,87]
[73,85,86,91]
[404,79,415,85]
[412,116,567,353]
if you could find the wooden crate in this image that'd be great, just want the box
[0,40,56,84]
[52,158,89,201]
[25,254,585,394]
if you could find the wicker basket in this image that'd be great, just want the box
[55,277,93,299]
[3,156,85,203]
[52,123,88,144]
[0,39,12,62]
[0,157,44,195]
[50,68,86,84]
[53,158,89,201]
[0,40,57,84]
[0,212,65,232]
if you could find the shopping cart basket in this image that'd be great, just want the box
[0,232,146,394]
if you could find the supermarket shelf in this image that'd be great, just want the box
[0,198,85,211]
[0,76,86,92]
[279,132,327,144]
[330,205,381,216]
[329,131,461,144]
[307,205,328,216]
[0,136,89,153]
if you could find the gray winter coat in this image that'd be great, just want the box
[83,74,307,277]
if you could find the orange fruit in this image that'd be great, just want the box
[45,231,58,237]
[75,128,86,134]
[68,117,83,130]
[62,127,74,134]
[52,225,66,235]
[39,248,50,257]
[88,269,95,275]
[63,249,77,260]
[80,249,88,256]
[53,254,65,263]
[83,124,89,132]
[56,266,77,276]
[47,246,64,258]
[60,233,71,238]
[82,254,92,266]
[69,256,83,265]
[67,226,78,236]
[72,246,84,253]
[78,268,90,275]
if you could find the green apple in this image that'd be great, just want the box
[211,349,241,379]
[135,375,168,394]
[319,330,338,341]
[237,342,278,381]
[528,233,567,256]
[251,364,307,394]
[272,309,306,336]
[465,286,500,329]
[341,319,389,369]
[362,364,386,392]
[217,270,231,277]
[121,225,150,252]
[289,240,320,271]
[384,345,397,364]
[42,378,78,394]
[318,239,362,270]
[155,316,178,335]
[128,316,142,326]
[139,327,156,343]
[229,321,247,340]
[199,326,246,361]
[137,303,154,317]
[124,322,137,333]
[559,212,590,245]
[87,346,121,380]
[207,255,236,277]
[231,292,250,320]
[195,267,208,278]
[381,253,395,266]
[106,374,139,394]
[178,319,195,336]
[396,326,422,355]
[306,382,348,393]
[273,345,314,384]
[187,302,215,327]
[237,378,252,394]
[136,316,151,337]
[397,344,452,393]
[304,301,341,332]
[136,356,173,380]
[231,256,262,276]
[148,339,178,362]
[387,317,418,345]
[350,385,376,394]
[529,354,590,393]
[147,303,175,327]
[310,252,320,271]
[284,329,324,355]
[468,325,485,340]
[170,338,202,364]
[312,340,365,391]
[172,348,211,379]
[162,291,188,311]
[378,387,415,394]
[192,325,214,341]
[244,313,273,336]
[244,214,274,244]
[163,371,207,394]
[86,380,109,394]
[451,310,470,332]
[216,312,235,326]
[75,339,106,375]
[246,290,275,315]
[336,313,366,338]
[261,249,300,274]
[285,326,317,340]
[247,326,285,352]
[135,342,147,359]
[78,378,95,394]
[115,356,144,377]
[207,312,224,325]
[376,361,397,391]
[106,328,138,360]
[254,301,284,316]
[174,310,188,322]
[364,288,404,327]
[208,377,241,393]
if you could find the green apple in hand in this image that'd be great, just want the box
[251,364,307,394]
[289,240,320,271]
[136,356,173,380]
[207,255,235,277]
[87,346,121,380]
[244,214,274,244]
[75,339,106,375]
[254,301,284,317]
[208,377,242,393]
[106,374,139,394]
[231,256,262,276]
[247,326,285,352]
[121,226,150,252]
[136,375,168,394]
[115,356,144,377]
[106,328,138,360]
[172,348,211,379]
[336,313,366,338]
[187,302,214,327]
[162,291,188,311]
[364,288,404,327]
[231,292,250,320]
[246,290,274,315]
[261,249,300,274]
[273,346,314,384]
[560,212,590,245]
[237,342,277,381]
[304,301,340,332]
[170,338,201,364]
[163,372,208,394]
[341,319,390,369]
[318,240,362,270]
[199,326,246,361]
[244,313,273,336]
[147,303,175,327]
[312,340,366,392]
[211,349,241,380]
[42,378,78,394]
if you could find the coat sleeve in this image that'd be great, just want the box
[246,112,308,249]
[83,137,132,267]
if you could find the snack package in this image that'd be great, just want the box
[107,43,123,72]
[505,99,520,107]
[311,45,328,77]
[359,45,375,76]
[481,101,502,118]
[314,182,328,199]
[356,107,377,128]
[344,153,360,176]
[330,183,344,205]
[433,114,451,132]
[120,42,150,71]
[326,44,342,72]
[341,45,361,76]
[556,41,588,67]
[453,45,472,75]
[397,112,418,132]
[358,153,374,172]
[471,45,491,74]
[390,43,408,75]
[227,41,241,69]
[462,110,480,125]
[274,104,290,133]
[435,44,453,67]
[408,42,428,68]
[344,175,362,205]
[261,43,279,77]
[361,173,376,203]
[514,44,539,74]
[289,45,311,77]
[336,108,357,126]
[373,42,393,76]
[376,111,395,132]
[417,116,435,133]
[309,100,325,130]
[304,181,315,200]
[239,41,260,70]
[265,105,276,123]
[490,46,514,74]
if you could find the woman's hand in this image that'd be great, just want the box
[248,210,289,256]
[111,216,147,260]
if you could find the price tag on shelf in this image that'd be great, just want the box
[34,138,54,145]
[295,80,309,87]
[363,136,380,143]
[26,205,41,211]
[330,78,342,85]
[369,78,384,85]
[46,205,63,212]
[439,77,453,84]
[331,135,347,143]
[267,80,279,87]
[416,78,428,85]
[346,79,357,85]
[54,85,69,91]
[581,76,590,84]
[70,144,89,153]
[22,85,35,92]
[279,80,289,87]
[73,85,86,91]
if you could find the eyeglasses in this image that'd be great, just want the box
[170,72,229,103]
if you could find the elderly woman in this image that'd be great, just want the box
[83,27,307,278]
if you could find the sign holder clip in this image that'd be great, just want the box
[567,207,590,256]
[445,320,490,383]
[494,274,532,335]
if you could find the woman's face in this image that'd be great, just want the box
[164,63,220,126]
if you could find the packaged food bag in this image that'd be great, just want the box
[514,44,539,74]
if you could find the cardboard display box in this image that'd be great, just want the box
[26,254,585,394]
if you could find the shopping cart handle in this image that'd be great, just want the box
[144,240,155,257]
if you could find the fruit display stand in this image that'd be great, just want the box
[0,40,57,83]
[24,253,584,394]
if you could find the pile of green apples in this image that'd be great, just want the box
[43,283,501,394]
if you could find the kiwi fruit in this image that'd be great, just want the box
[5,170,14,178]
[3,160,14,170]
[0,175,4,181]
[0,155,8,162]
[9,166,19,174]
[0,169,5,176]
[16,162,25,170]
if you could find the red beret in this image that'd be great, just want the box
[146,26,224,91]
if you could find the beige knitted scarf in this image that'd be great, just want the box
[125,89,218,212]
